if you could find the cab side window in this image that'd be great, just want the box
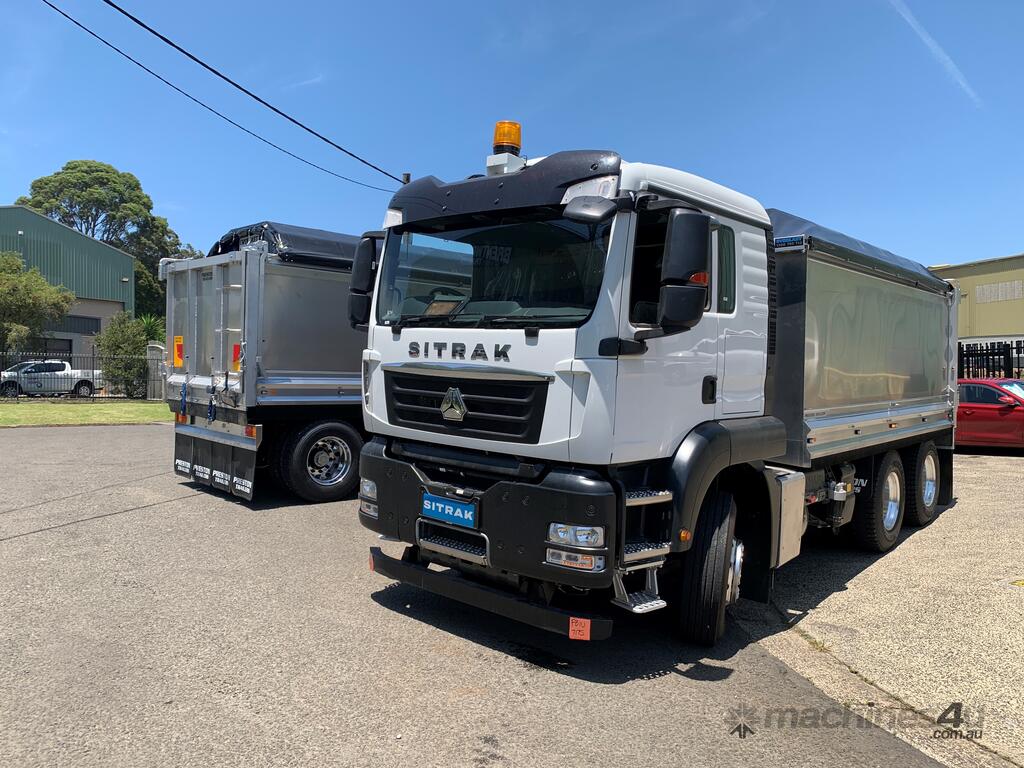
[628,209,669,325]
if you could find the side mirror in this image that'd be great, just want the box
[661,208,712,284]
[350,235,380,294]
[650,209,712,334]
[657,284,708,333]
[998,394,1018,406]
[563,195,618,223]
[349,231,383,328]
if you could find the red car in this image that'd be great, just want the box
[956,378,1024,447]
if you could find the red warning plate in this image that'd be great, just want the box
[568,617,591,641]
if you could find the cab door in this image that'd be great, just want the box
[21,363,46,394]
[612,207,719,463]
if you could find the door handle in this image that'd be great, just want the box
[962,409,973,415]
[702,375,717,404]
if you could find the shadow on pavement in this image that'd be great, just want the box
[370,579,746,685]
[758,499,957,630]
[179,469,357,511]
[369,496,964,683]
[955,445,1024,458]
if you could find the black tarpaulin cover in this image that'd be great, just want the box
[767,209,948,292]
[208,221,360,267]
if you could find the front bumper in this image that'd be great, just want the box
[357,437,618,590]
[370,547,613,640]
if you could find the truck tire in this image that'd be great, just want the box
[903,441,940,527]
[676,486,741,646]
[852,451,905,552]
[280,420,363,503]
[73,380,94,397]
[0,381,19,398]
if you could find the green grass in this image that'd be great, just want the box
[0,399,173,427]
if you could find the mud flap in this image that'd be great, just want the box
[174,431,256,500]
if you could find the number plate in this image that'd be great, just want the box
[421,491,478,529]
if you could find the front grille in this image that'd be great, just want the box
[385,371,548,444]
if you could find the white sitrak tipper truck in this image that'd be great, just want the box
[350,122,957,645]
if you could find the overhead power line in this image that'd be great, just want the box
[99,0,404,185]
[39,0,397,194]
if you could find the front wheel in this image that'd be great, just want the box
[280,420,363,503]
[674,486,742,646]
[0,381,19,398]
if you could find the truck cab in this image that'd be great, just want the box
[351,124,956,645]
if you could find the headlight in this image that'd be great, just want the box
[547,523,605,548]
[360,478,377,500]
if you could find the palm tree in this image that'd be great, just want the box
[137,314,166,342]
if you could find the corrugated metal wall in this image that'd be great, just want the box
[932,255,1024,341]
[0,205,135,314]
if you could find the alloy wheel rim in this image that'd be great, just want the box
[726,538,745,604]
[922,454,938,508]
[882,468,902,531]
[306,436,351,486]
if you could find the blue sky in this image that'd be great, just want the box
[2,1,1021,265]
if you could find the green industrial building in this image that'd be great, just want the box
[0,205,135,355]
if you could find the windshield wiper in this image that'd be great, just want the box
[386,314,451,331]
[478,314,588,326]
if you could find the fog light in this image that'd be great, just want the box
[547,523,604,548]
[360,478,377,500]
[359,499,378,518]
[546,548,605,572]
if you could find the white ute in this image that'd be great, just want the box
[1,359,102,397]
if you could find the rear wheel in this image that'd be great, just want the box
[675,486,742,646]
[852,451,905,552]
[903,441,940,527]
[281,420,363,503]
[73,380,94,397]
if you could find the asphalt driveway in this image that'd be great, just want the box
[0,425,1012,767]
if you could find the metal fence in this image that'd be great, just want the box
[958,341,1024,380]
[0,351,164,400]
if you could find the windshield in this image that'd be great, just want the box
[375,212,613,328]
[4,362,34,373]
[1001,381,1024,399]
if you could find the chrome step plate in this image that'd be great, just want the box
[623,540,671,562]
[625,488,673,507]
[611,590,668,614]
